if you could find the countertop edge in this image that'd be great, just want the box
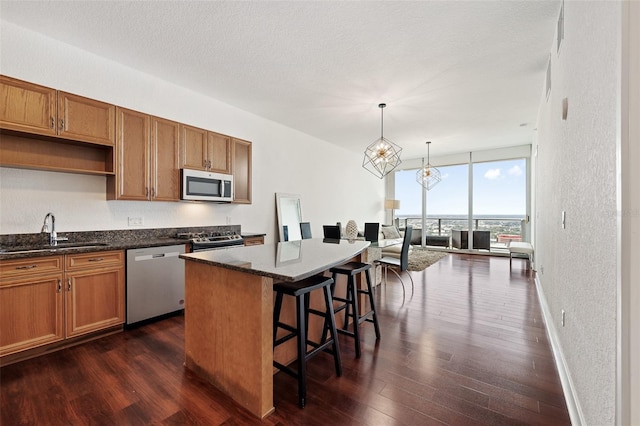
[180,241,370,282]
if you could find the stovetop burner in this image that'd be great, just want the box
[177,231,244,251]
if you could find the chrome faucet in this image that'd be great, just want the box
[41,212,57,246]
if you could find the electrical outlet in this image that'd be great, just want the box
[128,216,143,227]
[561,309,566,327]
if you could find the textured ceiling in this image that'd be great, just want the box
[0,1,560,160]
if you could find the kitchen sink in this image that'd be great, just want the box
[0,242,110,254]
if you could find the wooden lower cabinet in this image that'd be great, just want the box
[65,263,125,338]
[0,271,65,356]
[0,250,125,358]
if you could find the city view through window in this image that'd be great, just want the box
[395,158,527,246]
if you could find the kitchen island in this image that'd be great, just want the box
[179,238,370,418]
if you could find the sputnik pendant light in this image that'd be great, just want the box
[416,141,441,190]
[362,103,402,179]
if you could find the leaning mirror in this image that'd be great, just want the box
[276,193,303,242]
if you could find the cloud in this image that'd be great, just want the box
[484,168,502,180]
[508,165,523,176]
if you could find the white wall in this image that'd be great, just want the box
[535,2,619,425]
[0,22,386,242]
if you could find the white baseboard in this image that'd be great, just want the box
[535,275,586,425]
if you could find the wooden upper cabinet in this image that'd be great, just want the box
[0,76,115,146]
[151,117,180,201]
[180,125,231,173]
[108,107,150,201]
[232,138,252,204]
[0,75,57,136]
[57,92,115,146]
[107,108,180,202]
[180,124,208,171]
[208,131,231,173]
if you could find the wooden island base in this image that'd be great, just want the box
[184,262,275,418]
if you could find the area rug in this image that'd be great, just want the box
[407,248,448,271]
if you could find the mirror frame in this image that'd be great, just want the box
[275,193,303,242]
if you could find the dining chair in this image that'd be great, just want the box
[376,225,414,297]
[323,225,341,239]
[300,222,312,239]
[364,222,379,242]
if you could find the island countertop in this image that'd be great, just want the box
[180,238,370,282]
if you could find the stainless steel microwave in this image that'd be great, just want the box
[181,169,233,202]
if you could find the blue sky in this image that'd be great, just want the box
[395,158,526,216]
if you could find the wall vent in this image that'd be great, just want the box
[557,0,564,54]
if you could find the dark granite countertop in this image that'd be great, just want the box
[180,238,370,282]
[0,237,191,260]
[241,232,266,238]
[0,225,257,261]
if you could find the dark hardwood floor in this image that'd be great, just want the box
[1,254,571,425]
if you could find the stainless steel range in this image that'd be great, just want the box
[178,231,245,252]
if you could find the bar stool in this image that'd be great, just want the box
[273,275,342,408]
[329,262,380,358]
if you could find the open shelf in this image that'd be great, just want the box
[0,131,114,175]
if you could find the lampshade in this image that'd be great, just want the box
[362,104,402,179]
[384,199,400,209]
[416,141,441,190]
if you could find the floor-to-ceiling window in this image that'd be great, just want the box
[395,163,468,236]
[472,159,527,245]
[394,153,528,251]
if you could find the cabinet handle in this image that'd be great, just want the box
[151,188,155,198]
[67,278,71,291]
[57,279,62,293]
[59,119,64,131]
[51,116,55,129]
[203,159,207,168]
[208,160,212,169]
[145,187,149,197]
[15,265,38,270]
[88,257,104,262]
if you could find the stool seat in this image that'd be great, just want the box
[273,274,341,408]
[273,275,336,296]
[330,261,371,276]
[329,261,380,358]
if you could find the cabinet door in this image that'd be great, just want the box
[232,138,252,204]
[57,92,115,145]
[208,131,231,173]
[180,124,208,171]
[110,107,150,200]
[0,75,57,136]
[65,266,125,338]
[151,117,180,201]
[0,273,64,356]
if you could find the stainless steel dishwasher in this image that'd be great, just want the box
[126,244,186,325]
